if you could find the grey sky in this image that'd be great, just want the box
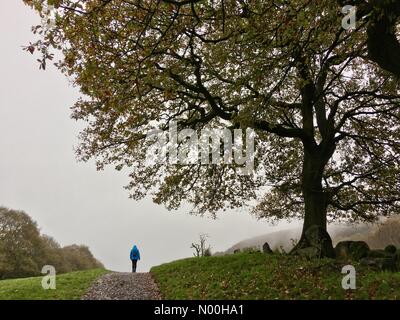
[0,1,298,272]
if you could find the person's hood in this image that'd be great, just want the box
[132,245,138,250]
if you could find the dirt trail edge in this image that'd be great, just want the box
[82,272,162,300]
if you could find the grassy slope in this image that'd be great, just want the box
[0,269,108,300]
[151,252,400,300]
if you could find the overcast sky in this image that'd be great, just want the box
[0,1,298,272]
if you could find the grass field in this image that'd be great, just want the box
[151,252,400,300]
[0,269,108,300]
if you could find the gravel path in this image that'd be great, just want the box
[82,272,162,300]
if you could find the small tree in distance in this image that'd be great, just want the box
[191,234,212,257]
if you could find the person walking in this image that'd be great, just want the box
[130,245,140,273]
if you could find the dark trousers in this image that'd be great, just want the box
[131,260,138,273]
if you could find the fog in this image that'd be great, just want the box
[0,1,298,272]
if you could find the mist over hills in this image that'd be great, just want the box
[221,216,400,254]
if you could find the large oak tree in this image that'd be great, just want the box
[24,0,400,254]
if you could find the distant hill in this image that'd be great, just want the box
[223,228,302,254]
[221,216,400,254]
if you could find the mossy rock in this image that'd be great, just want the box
[335,241,352,260]
[349,241,370,260]
[361,256,398,272]
[380,257,398,272]
[385,245,397,254]
[395,251,400,270]
[368,249,389,258]
[335,241,370,261]
[361,248,399,272]
[262,242,273,254]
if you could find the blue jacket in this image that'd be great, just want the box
[130,245,140,261]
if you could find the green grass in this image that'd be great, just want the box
[0,269,109,300]
[151,252,400,300]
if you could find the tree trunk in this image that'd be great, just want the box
[291,146,334,256]
[302,148,328,233]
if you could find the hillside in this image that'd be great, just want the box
[0,269,108,300]
[151,252,400,300]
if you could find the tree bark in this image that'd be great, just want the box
[292,144,333,254]
[302,148,328,233]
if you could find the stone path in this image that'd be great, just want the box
[82,272,161,300]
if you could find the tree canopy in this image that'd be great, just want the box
[23,0,400,252]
